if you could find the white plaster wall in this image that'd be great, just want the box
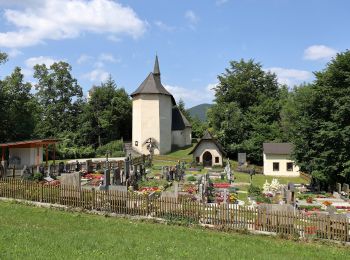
[132,96,143,154]
[184,127,192,146]
[9,147,43,167]
[158,95,172,154]
[132,94,172,155]
[172,130,185,148]
[192,141,223,166]
[263,153,300,176]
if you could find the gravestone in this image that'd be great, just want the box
[109,185,127,193]
[21,165,32,180]
[326,206,336,215]
[61,172,81,188]
[343,184,349,195]
[113,167,121,185]
[336,183,342,193]
[238,153,246,166]
[174,182,179,198]
[58,162,64,175]
[86,160,93,173]
[286,190,295,205]
[39,165,45,175]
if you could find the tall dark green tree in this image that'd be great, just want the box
[284,51,350,187]
[208,59,284,163]
[80,76,131,148]
[1,67,36,142]
[33,61,83,138]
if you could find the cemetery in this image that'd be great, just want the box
[1,141,350,244]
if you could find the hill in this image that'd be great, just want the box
[188,103,212,121]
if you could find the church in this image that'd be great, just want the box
[131,56,192,155]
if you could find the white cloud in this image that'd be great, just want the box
[154,21,175,32]
[77,54,93,64]
[185,10,199,29]
[25,56,59,68]
[83,69,109,82]
[303,45,338,60]
[0,0,146,48]
[165,83,215,106]
[265,67,313,86]
[99,53,120,63]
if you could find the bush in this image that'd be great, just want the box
[187,176,197,182]
[96,140,124,157]
[33,172,43,182]
[248,184,262,197]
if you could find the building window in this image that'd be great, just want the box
[135,141,138,146]
[196,157,200,163]
[273,162,279,171]
[287,162,293,171]
[215,157,219,163]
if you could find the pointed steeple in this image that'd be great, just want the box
[153,55,160,76]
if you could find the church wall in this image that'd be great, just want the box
[132,96,143,154]
[184,127,192,146]
[172,130,185,148]
[158,95,172,154]
[132,94,161,155]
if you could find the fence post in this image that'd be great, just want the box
[40,182,43,202]
[145,195,149,216]
[326,215,332,240]
[91,188,95,210]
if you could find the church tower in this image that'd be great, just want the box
[131,56,174,155]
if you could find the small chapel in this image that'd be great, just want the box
[131,56,192,155]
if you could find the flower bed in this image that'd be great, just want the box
[213,183,231,189]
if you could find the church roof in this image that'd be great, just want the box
[172,107,192,131]
[189,131,226,155]
[130,56,175,104]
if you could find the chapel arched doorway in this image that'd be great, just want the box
[202,151,212,167]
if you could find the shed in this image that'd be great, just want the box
[189,131,226,167]
[263,143,300,176]
[0,139,59,170]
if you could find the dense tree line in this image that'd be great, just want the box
[207,52,350,187]
[0,52,131,158]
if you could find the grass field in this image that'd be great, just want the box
[0,201,348,259]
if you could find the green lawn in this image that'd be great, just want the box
[164,144,195,160]
[0,201,348,259]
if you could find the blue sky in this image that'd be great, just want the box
[0,0,349,107]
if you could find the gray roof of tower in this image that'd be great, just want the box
[130,56,175,104]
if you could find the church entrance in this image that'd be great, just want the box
[202,151,212,167]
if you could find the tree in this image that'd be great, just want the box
[33,61,83,138]
[177,98,192,120]
[80,76,132,148]
[208,59,284,163]
[0,51,8,65]
[285,51,350,187]
[0,67,36,142]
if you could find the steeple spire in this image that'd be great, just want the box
[153,55,160,76]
